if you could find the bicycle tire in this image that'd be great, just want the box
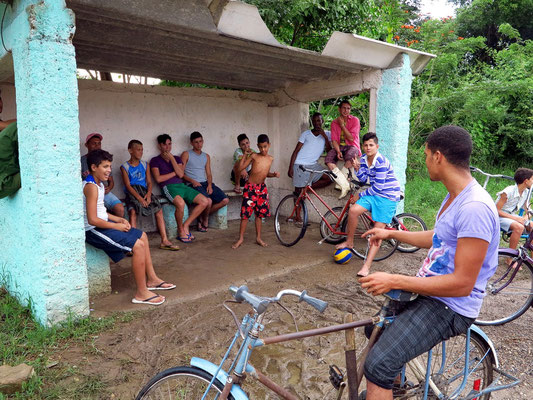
[403,332,493,399]
[274,194,308,247]
[320,206,345,244]
[342,212,398,261]
[136,365,235,400]
[475,249,533,326]
[394,213,427,253]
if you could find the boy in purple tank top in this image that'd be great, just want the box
[355,126,499,399]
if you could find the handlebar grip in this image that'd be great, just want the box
[299,290,328,313]
[503,175,513,180]
[232,285,269,314]
[299,165,306,172]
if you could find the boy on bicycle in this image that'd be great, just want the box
[495,167,533,250]
[335,132,401,277]
[359,125,499,400]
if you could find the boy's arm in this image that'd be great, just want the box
[169,155,185,178]
[336,117,354,143]
[0,119,16,130]
[145,162,153,202]
[120,166,148,207]
[364,227,434,250]
[84,184,130,231]
[105,175,115,194]
[267,171,280,178]
[321,130,332,152]
[180,151,200,187]
[238,150,254,172]
[205,154,213,193]
[496,193,527,224]
[288,142,303,178]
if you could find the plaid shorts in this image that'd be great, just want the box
[364,296,475,389]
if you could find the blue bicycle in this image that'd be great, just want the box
[136,286,519,399]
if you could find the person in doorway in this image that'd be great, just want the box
[181,131,229,231]
[232,134,279,249]
[324,100,361,198]
[83,149,176,306]
[150,134,209,243]
[231,133,255,194]
[81,133,125,218]
[120,139,179,251]
[335,132,401,277]
[358,125,499,400]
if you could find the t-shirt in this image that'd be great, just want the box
[233,148,255,172]
[149,154,183,187]
[330,115,361,155]
[356,152,401,202]
[417,180,500,318]
[184,150,208,182]
[294,129,331,165]
[495,184,529,215]
[121,160,148,189]
[82,174,108,231]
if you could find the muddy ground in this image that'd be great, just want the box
[52,221,531,399]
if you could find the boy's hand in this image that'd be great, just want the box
[190,180,201,188]
[352,158,360,170]
[335,117,345,127]
[207,184,213,194]
[359,272,394,296]
[362,227,390,246]
[116,219,131,232]
[273,171,280,178]
[161,152,171,162]
[140,198,149,208]
[240,170,249,179]
[244,148,253,157]
[144,193,152,205]
[288,167,293,178]
[337,151,343,161]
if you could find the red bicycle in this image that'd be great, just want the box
[274,166,427,261]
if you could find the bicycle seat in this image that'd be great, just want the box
[383,289,418,302]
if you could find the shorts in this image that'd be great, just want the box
[240,182,270,219]
[499,217,522,232]
[364,296,475,389]
[324,145,359,164]
[293,163,325,188]
[104,192,122,210]
[189,181,228,204]
[85,225,143,263]
[124,185,162,217]
[163,183,201,205]
[356,195,397,224]
[230,169,247,187]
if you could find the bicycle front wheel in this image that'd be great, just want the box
[343,212,398,261]
[394,213,427,253]
[475,250,533,326]
[136,366,235,400]
[320,206,345,244]
[406,332,493,399]
[274,194,308,246]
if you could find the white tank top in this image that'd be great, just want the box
[83,175,108,231]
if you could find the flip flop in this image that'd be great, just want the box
[177,235,193,243]
[147,281,176,291]
[131,295,165,306]
[159,244,180,251]
[197,224,208,233]
[187,232,196,240]
[233,188,242,194]
[357,271,369,278]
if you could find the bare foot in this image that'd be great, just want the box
[232,238,244,249]
[357,265,370,277]
[256,239,268,247]
[336,241,353,250]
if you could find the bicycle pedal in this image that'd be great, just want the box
[328,364,345,390]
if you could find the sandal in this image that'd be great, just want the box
[177,235,193,243]
[197,223,208,233]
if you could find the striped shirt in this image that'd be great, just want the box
[356,152,401,201]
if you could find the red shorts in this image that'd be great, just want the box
[240,182,270,219]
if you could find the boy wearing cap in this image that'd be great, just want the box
[81,133,125,218]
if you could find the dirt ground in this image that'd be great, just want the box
[55,220,531,399]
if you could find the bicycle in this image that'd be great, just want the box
[274,166,427,261]
[136,285,519,400]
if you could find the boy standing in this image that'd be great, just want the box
[120,140,179,251]
[83,149,175,306]
[232,134,279,249]
[336,132,401,277]
[495,167,533,250]
[181,131,229,231]
[231,133,255,193]
[325,100,361,198]
[81,133,125,218]
[150,134,209,243]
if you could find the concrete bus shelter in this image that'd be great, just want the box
[0,0,434,325]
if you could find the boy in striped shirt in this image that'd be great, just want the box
[336,132,401,277]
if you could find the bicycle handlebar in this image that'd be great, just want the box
[299,164,337,179]
[470,166,513,181]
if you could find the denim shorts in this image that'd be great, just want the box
[292,163,325,188]
[356,195,397,224]
[104,192,122,210]
[189,182,228,204]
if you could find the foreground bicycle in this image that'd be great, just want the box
[274,166,427,261]
[136,285,519,399]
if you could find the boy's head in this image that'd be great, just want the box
[128,139,143,160]
[338,100,351,117]
[362,132,379,156]
[157,133,172,153]
[85,133,103,152]
[514,168,533,186]
[87,149,113,180]
[311,112,323,129]
[237,134,250,152]
[257,134,270,155]
[190,131,204,151]
[425,125,472,179]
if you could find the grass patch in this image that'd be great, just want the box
[0,288,133,399]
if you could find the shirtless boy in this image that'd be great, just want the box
[232,134,279,249]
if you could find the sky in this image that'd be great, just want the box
[419,0,458,19]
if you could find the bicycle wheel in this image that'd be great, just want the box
[475,250,533,325]
[320,207,345,244]
[394,213,427,253]
[274,194,308,246]
[404,332,493,399]
[342,212,398,261]
[136,366,235,400]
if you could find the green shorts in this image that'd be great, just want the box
[163,183,200,205]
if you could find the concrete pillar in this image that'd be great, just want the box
[0,1,88,325]
[375,53,413,213]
